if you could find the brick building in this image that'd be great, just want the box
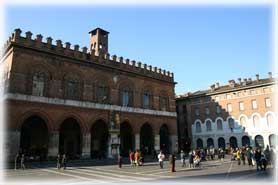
[176,74,276,151]
[1,28,177,161]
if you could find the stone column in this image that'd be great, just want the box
[107,133,120,159]
[135,134,140,150]
[170,135,178,154]
[6,130,20,161]
[48,131,59,157]
[82,133,91,159]
[154,134,160,151]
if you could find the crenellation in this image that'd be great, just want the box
[56,40,62,48]
[13,28,22,42]
[118,56,123,63]
[65,42,71,50]
[25,31,33,41]
[112,55,117,62]
[4,29,174,81]
[46,37,53,46]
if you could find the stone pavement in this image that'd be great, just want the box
[3,157,276,185]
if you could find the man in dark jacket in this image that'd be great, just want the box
[254,149,262,171]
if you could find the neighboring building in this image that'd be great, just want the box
[1,28,177,161]
[176,74,276,151]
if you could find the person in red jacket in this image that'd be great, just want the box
[129,151,135,167]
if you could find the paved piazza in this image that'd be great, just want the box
[3,157,275,185]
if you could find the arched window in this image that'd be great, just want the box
[266,114,274,128]
[32,72,45,96]
[143,90,152,109]
[206,120,212,131]
[196,138,203,148]
[228,118,235,130]
[253,115,260,128]
[159,92,169,111]
[196,122,201,133]
[255,135,264,148]
[66,79,79,100]
[121,87,133,107]
[240,116,247,128]
[217,119,223,130]
[96,81,109,103]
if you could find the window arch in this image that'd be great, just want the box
[228,118,235,130]
[217,119,223,130]
[196,122,201,133]
[196,138,203,148]
[240,116,247,128]
[206,120,212,131]
[32,72,46,96]
[143,90,152,109]
[253,115,260,128]
[159,91,169,111]
[64,74,81,100]
[95,81,109,104]
[121,87,133,107]
[266,113,274,128]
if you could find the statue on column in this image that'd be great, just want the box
[110,111,120,130]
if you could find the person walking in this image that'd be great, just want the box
[169,154,176,172]
[189,150,194,168]
[135,150,140,167]
[20,154,26,170]
[180,150,186,167]
[246,147,252,166]
[62,154,67,170]
[57,154,61,170]
[240,148,246,165]
[255,148,262,171]
[14,153,19,170]
[158,151,165,169]
[236,148,241,165]
[129,151,134,167]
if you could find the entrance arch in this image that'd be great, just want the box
[20,115,48,160]
[196,138,203,148]
[218,137,225,149]
[207,138,214,148]
[242,136,250,147]
[140,123,154,155]
[120,121,134,156]
[229,137,238,149]
[255,135,264,149]
[59,118,81,159]
[91,120,109,159]
[160,124,169,153]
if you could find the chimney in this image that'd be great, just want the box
[243,78,247,86]
[237,78,241,85]
[256,74,259,81]
[268,72,272,79]
[228,80,235,88]
[210,84,215,92]
[215,82,219,89]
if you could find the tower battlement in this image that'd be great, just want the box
[2,28,174,82]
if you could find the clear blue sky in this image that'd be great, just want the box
[4,5,273,95]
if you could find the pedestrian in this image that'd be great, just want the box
[14,153,19,170]
[240,148,246,165]
[153,150,158,160]
[118,155,123,168]
[57,154,61,170]
[254,148,262,171]
[62,154,67,170]
[135,150,140,166]
[260,155,267,171]
[264,146,270,165]
[236,148,241,165]
[158,151,165,169]
[180,150,186,167]
[20,154,25,170]
[169,154,176,172]
[129,151,134,167]
[246,147,252,166]
[189,150,194,168]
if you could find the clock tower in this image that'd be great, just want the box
[89,28,109,56]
